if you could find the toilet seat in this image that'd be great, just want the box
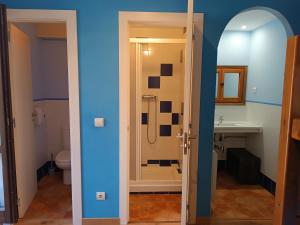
[55,150,71,185]
[56,150,70,164]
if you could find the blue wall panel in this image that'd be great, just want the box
[247,20,287,105]
[218,20,287,106]
[0,0,299,219]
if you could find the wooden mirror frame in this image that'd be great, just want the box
[216,66,247,105]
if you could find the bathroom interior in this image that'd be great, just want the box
[128,24,187,222]
[211,9,290,221]
[7,22,72,223]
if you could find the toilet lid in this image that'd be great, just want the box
[56,150,70,163]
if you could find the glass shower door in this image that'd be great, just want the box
[138,42,185,181]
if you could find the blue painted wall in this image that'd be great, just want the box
[38,40,69,100]
[218,31,251,65]
[218,20,287,105]
[247,20,287,105]
[15,23,68,100]
[0,0,299,219]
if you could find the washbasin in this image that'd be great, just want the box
[214,121,263,133]
[214,122,247,127]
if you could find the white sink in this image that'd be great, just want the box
[214,121,263,133]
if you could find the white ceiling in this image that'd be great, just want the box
[225,10,277,32]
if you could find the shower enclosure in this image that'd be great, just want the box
[130,38,186,192]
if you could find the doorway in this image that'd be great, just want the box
[211,8,293,224]
[119,11,203,225]
[129,27,185,223]
[3,9,82,225]
[8,21,72,224]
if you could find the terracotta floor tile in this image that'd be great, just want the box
[17,173,72,225]
[129,194,181,222]
[212,172,275,220]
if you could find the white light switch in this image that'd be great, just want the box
[94,118,105,127]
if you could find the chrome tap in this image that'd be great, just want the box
[218,116,224,125]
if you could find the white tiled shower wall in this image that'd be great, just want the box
[129,27,186,180]
[140,43,184,164]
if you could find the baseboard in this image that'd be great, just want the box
[217,160,226,171]
[196,216,211,225]
[82,218,120,225]
[130,180,181,192]
[260,173,276,195]
[36,161,61,182]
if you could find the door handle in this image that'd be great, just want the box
[176,134,184,139]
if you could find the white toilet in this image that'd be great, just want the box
[55,127,71,185]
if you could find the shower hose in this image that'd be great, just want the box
[146,97,157,144]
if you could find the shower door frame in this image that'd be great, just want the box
[119,11,203,225]
[131,38,186,189]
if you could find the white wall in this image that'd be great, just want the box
[33,101,48,168]
[246,102,281,181]
[215,102,281,181]
[34,100,70,160]
[215,105,248,121]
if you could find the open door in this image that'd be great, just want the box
[181,0,194,224]
[0,4,19,224]
[8,23,37,218]
[274,36,300,225]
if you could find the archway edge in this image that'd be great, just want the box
[220,6,294,40]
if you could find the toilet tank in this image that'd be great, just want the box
[62,127,70,150]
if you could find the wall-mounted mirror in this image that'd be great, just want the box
[216,66,247,104]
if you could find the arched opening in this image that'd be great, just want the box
[211,7,293,223]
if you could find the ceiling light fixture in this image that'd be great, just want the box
[143,43,152,56]
[241,25,247,30]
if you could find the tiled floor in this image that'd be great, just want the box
[141,164,181,180]
[212,219,273,225]
[131,222,272,225]
[17,173,72,225]
[15,171,275,225]
[130,194,181,222]
[212,171,275,220]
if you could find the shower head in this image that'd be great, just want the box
[142,95,157,100]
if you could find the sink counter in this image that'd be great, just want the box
[214,121,263,134]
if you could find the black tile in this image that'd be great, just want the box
[148,76,160,89]
[260,173,276,195]
[142,113,148,125]
[160,101,172,113]
[172,113,179,125]
[160,160,171,167]
[160,125,172,136]
[171,160,179,164]
[161,64,173,76]
[218,160,226,172]
[148,160,160,164]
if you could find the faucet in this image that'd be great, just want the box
[218,116,224,125]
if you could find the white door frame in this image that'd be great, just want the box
[119,11,203,225]
[7,9,82,225]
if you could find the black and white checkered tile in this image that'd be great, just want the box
[141,159,182,174]
[142,63,181,137]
